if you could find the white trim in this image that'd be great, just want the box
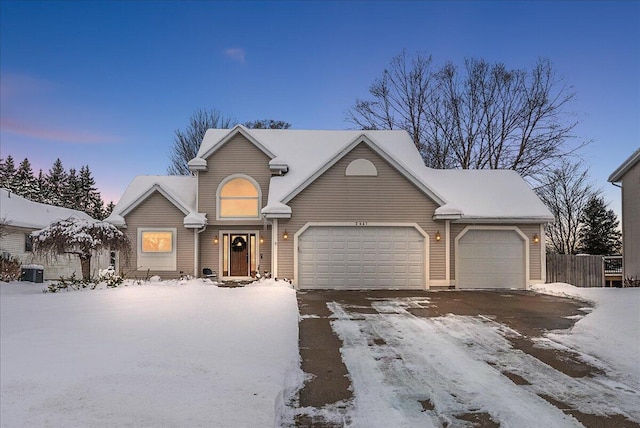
[198,125,276,162]
[292,222,430,290]
[137,227,177,271]
[540,223,547,283]
[272,219,279,278]
[216,174,263,221]
[345,158,378,176]
[445,220,451,283]
[281,135,446,206]
[454,226,529,290]
[217,229,261,280]
[121,184,191,217]
[447,216,555,224]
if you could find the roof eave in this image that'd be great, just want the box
[608,148,640,182]
[451,216,554,224]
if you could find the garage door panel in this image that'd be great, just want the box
[298,226,426,289]
[458,229,525,289]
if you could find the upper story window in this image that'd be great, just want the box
[217,175,261,219]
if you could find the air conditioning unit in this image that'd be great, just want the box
[1,251,11,260]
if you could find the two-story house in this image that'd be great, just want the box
[106,126,553,289]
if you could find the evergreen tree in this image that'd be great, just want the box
[14,158,39,201]
[46,158,68,207]
[78,165,105,219]
[64,167,81,210]
[578,196,622,255]
[103,201,116,219]
[0,155,19,192]
[35,169,47,203]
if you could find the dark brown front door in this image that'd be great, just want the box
[230,235,249,276]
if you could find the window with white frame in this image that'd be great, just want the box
[137,228,177,271]
[217,175,261,219]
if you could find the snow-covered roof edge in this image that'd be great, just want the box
[608,148,640,182]
[0,188,95,229]
[194,125,276,166]
[277,133,447,208]
[104,177,205,229]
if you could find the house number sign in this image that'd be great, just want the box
[355,221,368,226]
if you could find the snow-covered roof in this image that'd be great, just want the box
[111,126,553,226]
[193,125,551,222]
[608,148,640,183]
[0,188,94,229]
[105,176,204,228]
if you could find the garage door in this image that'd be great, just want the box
[457,229,526,289]
[298,226,425,289]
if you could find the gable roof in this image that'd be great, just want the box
[0,188,94,229]
[609,148,640,183]
[105,176,205,228]
[110,127,553,225]
[208,126,550,222]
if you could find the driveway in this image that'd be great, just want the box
[293,290,639,427]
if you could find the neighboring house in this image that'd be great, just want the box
[608,148,640,280]
[106,126,553,289]
[0,189,110,280]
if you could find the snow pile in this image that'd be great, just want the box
[0,280,303,427]
[245,277,294,288]
[532,282,640,385]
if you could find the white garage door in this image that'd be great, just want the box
[457,229,526,289]
[298,226,425,289]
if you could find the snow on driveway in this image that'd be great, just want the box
[327,291,639,427]
[1,280,303,427]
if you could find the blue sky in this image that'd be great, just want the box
[1,1,638,217]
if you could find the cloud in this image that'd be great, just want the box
[224,48,245,63]
[0,117,121,144]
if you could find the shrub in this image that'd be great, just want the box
[0,256,21,282]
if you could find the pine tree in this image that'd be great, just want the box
[103,201,116,219]
[46,158,68,207]
[35,169,47,203]
[64,167,81,210]
[578,196,622,255]
[78,165,105,219]
[14,158,39,201]
[0,155,18,192]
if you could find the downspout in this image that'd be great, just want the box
[194,225,207,277]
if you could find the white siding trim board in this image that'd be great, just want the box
[293,222,430,290]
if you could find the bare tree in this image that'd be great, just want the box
[348,52,583,181]
[244,119,291,129]
[535,160,598,254]
[33,217,131,280]
[168,108,236,175]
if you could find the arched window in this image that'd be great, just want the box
[217,175,261,219]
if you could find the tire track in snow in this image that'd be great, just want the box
[329,301,585,427]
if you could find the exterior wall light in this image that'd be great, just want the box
[260,236,264,244]
[213,236,219,245]
[533,234,540,244]
[435,231,441,242]
[283,231,289,240]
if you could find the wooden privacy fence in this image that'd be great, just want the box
[546,254,604,288]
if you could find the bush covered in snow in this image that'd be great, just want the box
[0,255,21,282]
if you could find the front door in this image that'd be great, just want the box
[229,234,249,276]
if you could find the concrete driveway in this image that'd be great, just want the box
[292,290,639,427]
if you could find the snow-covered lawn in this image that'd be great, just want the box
[0,279,302,427]
[317,284,640,426]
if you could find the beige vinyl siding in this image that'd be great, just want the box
[621,161,640,277]
[123,191,194,279]
[277,142,445,281]
[450,223,543,282]
[198,134,272,224]
[197,133,273,275]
